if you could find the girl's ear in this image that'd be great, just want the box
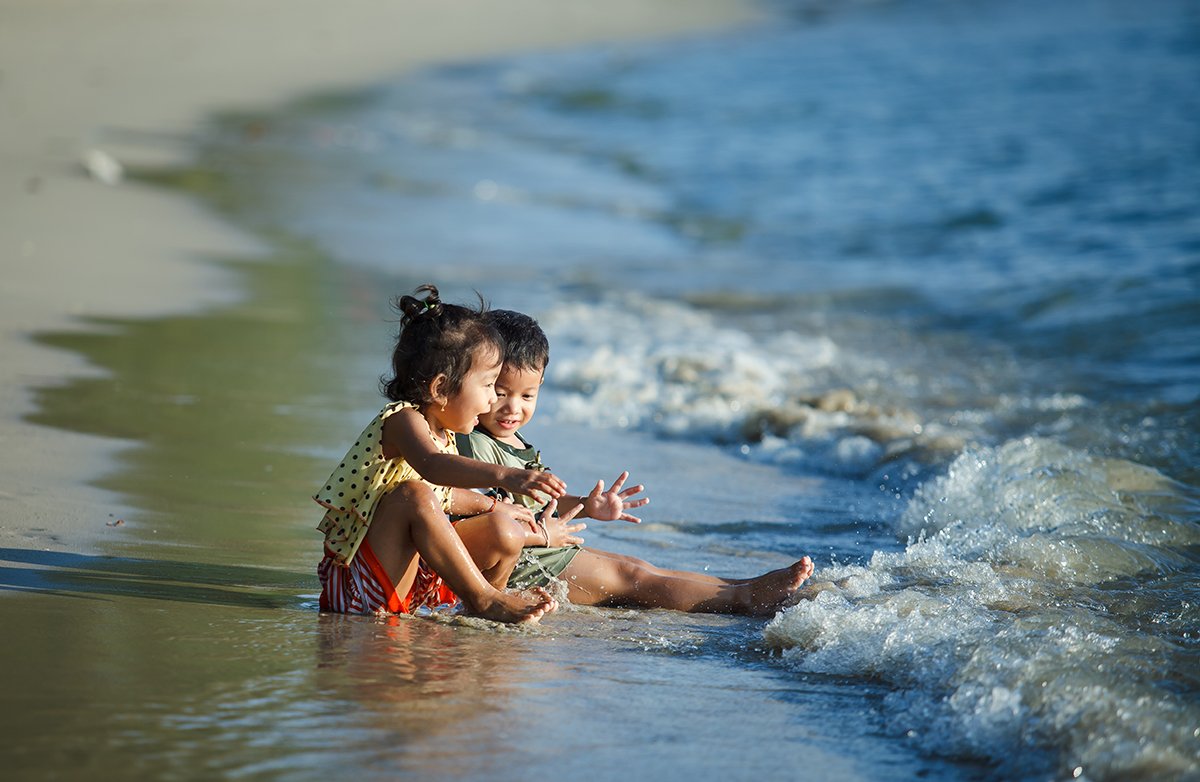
[429,374,449,408]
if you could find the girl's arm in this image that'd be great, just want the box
[448,488,534,522]
[448,488,497,517]
[384,408,566,499]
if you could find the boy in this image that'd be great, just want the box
[457,310,815,615]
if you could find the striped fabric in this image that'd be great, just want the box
[317,538,458,615]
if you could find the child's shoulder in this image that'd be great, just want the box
[457,428,535,465]
[380,400,418,418]
[375,400,421,434]
[456,428,504,458]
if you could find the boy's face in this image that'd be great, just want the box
[478,363,543,439]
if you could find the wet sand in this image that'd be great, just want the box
[0,0,758,553]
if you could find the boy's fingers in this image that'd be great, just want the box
[610,471,628,493]
[618,485,645,499]
[620,513,641,524]
[624,497,649,509]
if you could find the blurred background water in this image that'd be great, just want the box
[9,0,1198,779]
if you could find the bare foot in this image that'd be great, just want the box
[741,556,814,616]
[469,587,557,624]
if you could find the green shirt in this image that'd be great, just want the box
[455,427,579,590]
[456,428,547,511]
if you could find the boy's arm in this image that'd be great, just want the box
[384,407,566,499]
[558,471,647,523]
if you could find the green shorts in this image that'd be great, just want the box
[507,545,581,589]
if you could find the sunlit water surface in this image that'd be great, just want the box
[6,0,1198,779]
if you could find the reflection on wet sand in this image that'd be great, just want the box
[313,611,562,775]
[0,547,305,609]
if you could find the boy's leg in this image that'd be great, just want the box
[453,511,528,589]
[366,481,554,623]
[558,547,813,616]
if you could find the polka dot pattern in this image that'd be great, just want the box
[315,401,455,565]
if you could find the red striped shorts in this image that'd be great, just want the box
[317,539,458,615]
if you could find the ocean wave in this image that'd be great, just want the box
[541,294,969,477]
[764,437,1200,779]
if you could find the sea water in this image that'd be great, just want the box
[201,0,1197,777]
[8,0,1198,779]
[218,0,1197,777]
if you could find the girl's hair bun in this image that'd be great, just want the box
[398,284,444,326]
[381,283,502,404]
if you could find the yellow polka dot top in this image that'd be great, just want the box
[314,401,455,566]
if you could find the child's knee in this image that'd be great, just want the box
[489,512,527,556]
[610,556,659,589]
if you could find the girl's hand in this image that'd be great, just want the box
[582,471,648,523]
[503,468,567,503]
[498,500,536,527]
[537,499,586,548]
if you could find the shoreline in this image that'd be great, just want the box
[0,0,758,554]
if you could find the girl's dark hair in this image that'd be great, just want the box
[380,284,504,405]
[488,310,550,372]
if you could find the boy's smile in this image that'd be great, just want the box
[479,364,543,444]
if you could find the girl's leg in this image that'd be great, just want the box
[558,548,813,616]
[366,481,554,623]
[453,511,528,589]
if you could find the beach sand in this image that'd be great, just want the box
[0,0,756,552]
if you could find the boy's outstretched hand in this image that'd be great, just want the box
[538,499,587,547]
[582,471,648,523]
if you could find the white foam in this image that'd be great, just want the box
[541,294,959,474]
[764,438,1200,778]
[900,437,1200,583]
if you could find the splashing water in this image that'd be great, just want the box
[765,438,1200,779]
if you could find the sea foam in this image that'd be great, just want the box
[765,438,1200,780]
[541,294,966,476]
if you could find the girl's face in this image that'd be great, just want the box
[432,345,503,435]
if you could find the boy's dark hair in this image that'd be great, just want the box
[487,309,549,372]
[381,284,504,405]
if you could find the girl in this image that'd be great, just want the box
[315,285,567,623]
